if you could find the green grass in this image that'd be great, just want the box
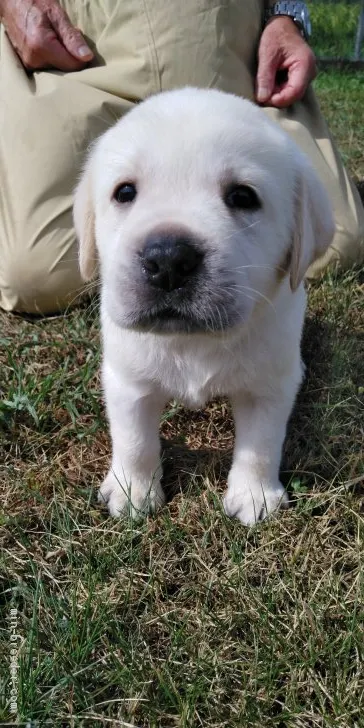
[1,72,364,728]
[309,2,362,59]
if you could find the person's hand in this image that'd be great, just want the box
[256,17,316,108]
[0,0,94,71]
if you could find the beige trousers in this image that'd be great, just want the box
[0,0,363,313]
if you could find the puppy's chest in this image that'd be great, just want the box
[155,344,254,408]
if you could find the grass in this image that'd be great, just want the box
[1,67,364,728]
[308,2,362,60]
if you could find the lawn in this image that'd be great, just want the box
[309,1,362,59]
[1,53,364,728]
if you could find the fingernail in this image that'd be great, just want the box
[78,45,93,58]
[258,87,269,100]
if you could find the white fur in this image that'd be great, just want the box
[74,88,335,525]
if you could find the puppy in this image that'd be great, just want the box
[74,88,334,525]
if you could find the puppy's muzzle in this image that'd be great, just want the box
[140,232,203,292]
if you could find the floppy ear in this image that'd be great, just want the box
[290,156,335,291]
[73,158,98,282]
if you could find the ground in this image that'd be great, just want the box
[0,35,363,728]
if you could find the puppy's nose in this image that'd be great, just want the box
[141,233,203,291]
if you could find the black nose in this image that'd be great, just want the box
[140,232,203,292]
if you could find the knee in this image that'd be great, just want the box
[307,206,364,280]
[0,236,86,315]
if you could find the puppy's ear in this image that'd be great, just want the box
[290,156,335,291]
[73,157,98,282]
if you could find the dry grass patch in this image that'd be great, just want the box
[1,270,363,727]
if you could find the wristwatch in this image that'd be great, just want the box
[264,2,312,42]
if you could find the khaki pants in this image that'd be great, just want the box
[0,0,363,313]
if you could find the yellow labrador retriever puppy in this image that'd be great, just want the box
[74,88,334,525]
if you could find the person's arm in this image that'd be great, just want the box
[256,4,316,107]
[0,0,93,71]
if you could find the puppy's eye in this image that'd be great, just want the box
[224,184,261,211]
[113,183,137,204]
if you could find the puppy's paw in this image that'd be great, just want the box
[223,474,288,526]
[98,470,165,520]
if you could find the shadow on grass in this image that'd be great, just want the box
[161,309,362,504]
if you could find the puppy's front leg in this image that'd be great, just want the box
[100,366,165,519]
[224,391,293,525]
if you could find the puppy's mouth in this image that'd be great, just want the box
[108,265,245,334]
[124,300,238,334]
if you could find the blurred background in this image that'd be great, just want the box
[308,0,364,61]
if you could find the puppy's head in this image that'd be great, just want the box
[74,88,334,334]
